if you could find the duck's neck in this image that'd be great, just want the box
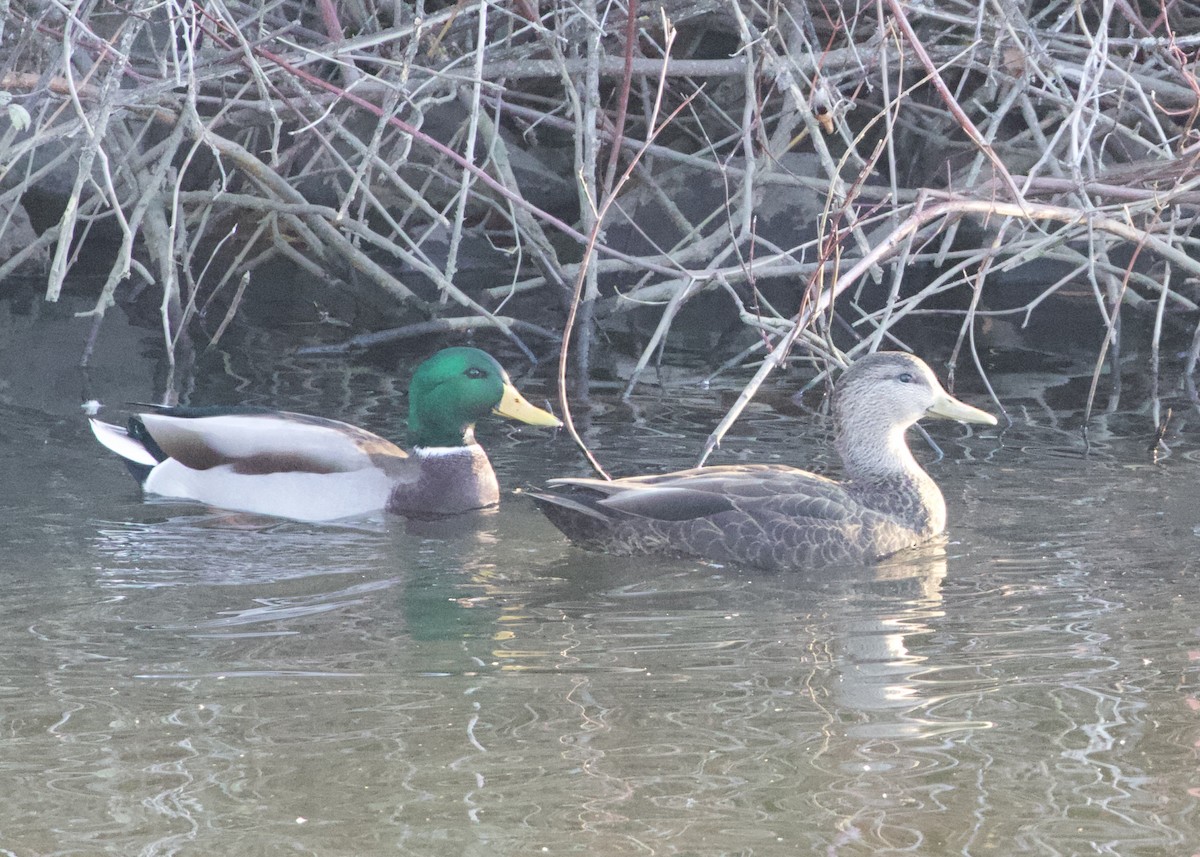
[836,418,945,535]
[408,414,475,450]
[836,417,920,480]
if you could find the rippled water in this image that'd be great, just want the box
[3,290,1200,855]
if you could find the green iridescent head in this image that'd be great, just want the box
[407,347,561,449]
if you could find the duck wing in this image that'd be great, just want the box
[133,406,408,475]
[547,464,855,522]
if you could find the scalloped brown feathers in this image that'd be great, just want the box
[533,353,996,570]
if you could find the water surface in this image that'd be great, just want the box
[2,289,1199,855]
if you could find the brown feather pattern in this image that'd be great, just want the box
[533,352,995,571]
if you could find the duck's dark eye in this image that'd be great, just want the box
[464,367,486,380]
[897,372,914,384]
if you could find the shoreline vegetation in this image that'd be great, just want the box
[1,0,1198,458]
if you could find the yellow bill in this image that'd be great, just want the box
[926,391,998,425]
[494,383,563,427]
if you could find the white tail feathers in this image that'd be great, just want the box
[89,419,159,467]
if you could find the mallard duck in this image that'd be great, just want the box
[91,346,562,521]
[532,351,996,570]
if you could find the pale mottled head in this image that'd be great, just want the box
[833,351,997,436]
[829,351,995,535]
[407,347,562,449]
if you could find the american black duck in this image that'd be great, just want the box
[532,351,996,569]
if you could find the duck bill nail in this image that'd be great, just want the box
[493,384,563,427]
[926,395,998,425]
